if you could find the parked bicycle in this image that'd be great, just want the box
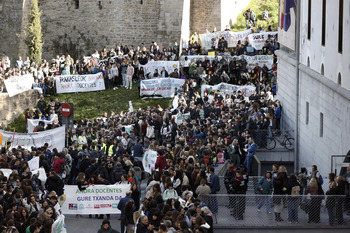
[265,131,294,150]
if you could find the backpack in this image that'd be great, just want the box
[318,174,324,185]
[291,185,300,196]
[58,160,67,174]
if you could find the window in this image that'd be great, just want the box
[141,0,144,4]
[338,73,342,85]
[321,0,326,46]
[307,57,310,67]
[75,0,79,9]
[98,1,102,10]
[338,0,343,53]
[320,113,323,137]
[307,0,311,40]
[306,102,309,125]
[321,64,324,75]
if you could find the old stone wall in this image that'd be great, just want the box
[0,90,39,129]
[38,0,184,60]
[0,0,31,66]
[190,0,221,35]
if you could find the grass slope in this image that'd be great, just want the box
[232,0,279,31]
[6,86,171,133]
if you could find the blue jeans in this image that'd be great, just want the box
[257,195,271,213]
[244,156,253,175]
[288,198,298,222]
[327,206,335,225]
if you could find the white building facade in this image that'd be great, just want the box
[276,0,350,174]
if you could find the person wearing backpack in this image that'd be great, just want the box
[53,153,66,179]
[311,165,324,185]
[286,174,301,223]
[297,167,309,195]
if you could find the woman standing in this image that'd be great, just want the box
[273,172,287,221]
[305,177,321,223]
[257,171,273,213]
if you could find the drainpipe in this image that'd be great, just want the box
[294,0,301,173]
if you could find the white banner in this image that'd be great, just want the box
[27,119,53,133]
[180,56,222,66]
[245,55,274,71]
[200,29,251,49]
[4,74,34,97]
[180,55,274,71]
[248,32,278,50]
[140,78,185,98]
[142,150,158,174]
[0,126,65,151]
[61,184,130,214]
[55,73,105,93]
[139,61,179,78]
[0,169,13,178]
[201,83,256,98]
[174,113,191,125]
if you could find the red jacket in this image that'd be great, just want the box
[53,158,65,174]
[155,155,167,174]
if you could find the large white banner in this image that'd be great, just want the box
[4,74,34,97]
[27,119,53,133]
[0,126,65,151]
[248,32,278,50]
[201,83,256,98]
[200,29,251,49]
[61,184,130,214]
[142,150,158,174]
[139,61,179,78]
[180,56,223,66]
[55,73,105,93]
[180,55,274,71]
[245,55,274,71]
[140,78,185,98]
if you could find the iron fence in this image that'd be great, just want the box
[204,194,349,227]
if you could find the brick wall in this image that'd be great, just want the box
[190,0,221,35]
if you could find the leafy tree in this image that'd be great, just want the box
[25,0,43,64]
[232,0,279,32]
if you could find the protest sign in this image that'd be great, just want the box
[201,83,256,98]
[52,214,67,233]
[60,184,130,214]
[142,150,158,174]
[140,78,185,98]
[4,74,34,97]
[32,168,47,184]
[248,32,278,50]
[55,73,105,93]
[27,119,53,133]
[0,126,65,151]
[139,61,179,78]
[28,156,40,171]
[0,169,13,178]
[180,56,222,65]
[200,29,251,49]
[174,113,191,125]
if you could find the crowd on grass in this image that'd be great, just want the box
[0,25,349,233]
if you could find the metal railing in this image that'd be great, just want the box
[204,194,349,227]
[218,176,333,196]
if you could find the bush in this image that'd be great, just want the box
[232,0,279,32]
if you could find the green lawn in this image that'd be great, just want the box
[6,86,172,133]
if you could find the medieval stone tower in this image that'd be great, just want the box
[0,0,248,61]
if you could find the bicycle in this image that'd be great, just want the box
[265,131,294,150]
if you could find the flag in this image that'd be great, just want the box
[283,0,295,31]
[280,0,285,29]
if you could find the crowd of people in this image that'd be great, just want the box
[0,22,348,233]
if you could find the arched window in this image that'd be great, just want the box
[338,73,341,85]
[307,57,310,67]
[321,64,324,75]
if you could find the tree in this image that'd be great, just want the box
[25,0,43,64]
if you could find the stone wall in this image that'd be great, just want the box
[38,0,184,60]
[190,0,221,35]
[0,90,39,129]
[0,0,31,66]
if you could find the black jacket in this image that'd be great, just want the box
[45,174,64,196]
